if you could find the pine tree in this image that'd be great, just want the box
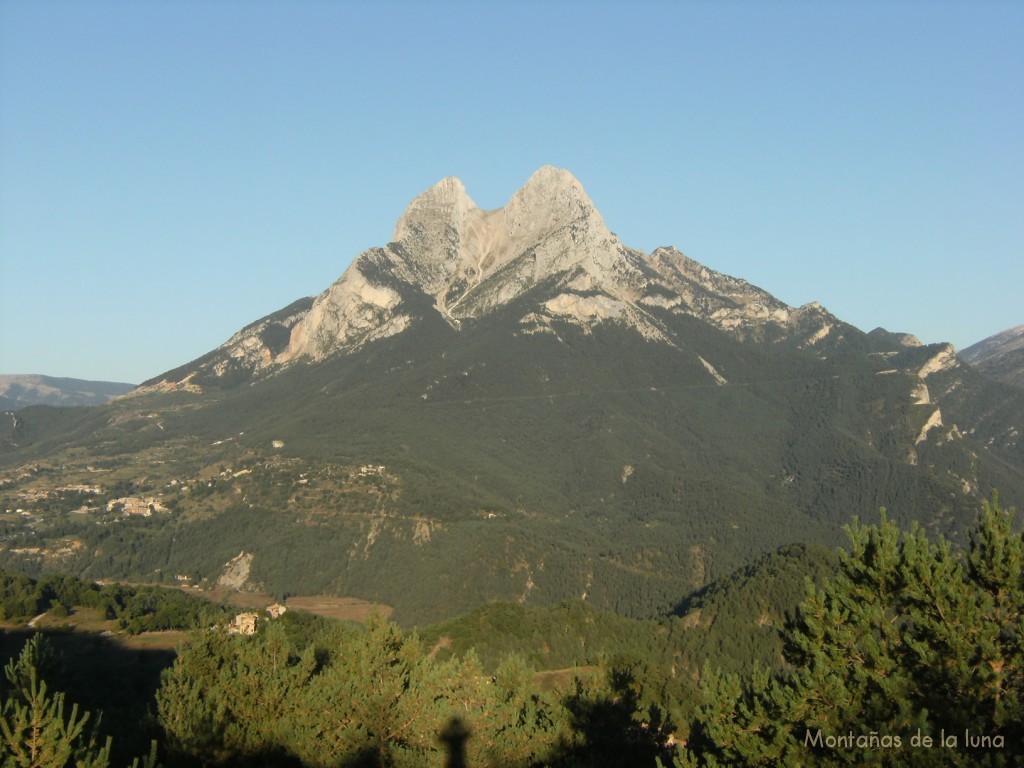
[680,497,1024,767]
[0,636,111,768]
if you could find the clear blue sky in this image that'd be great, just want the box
[1,1,1021,384]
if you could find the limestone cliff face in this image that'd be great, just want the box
[276,263,408,363]
[237,166,636,365]
[383,165,636,325]
[276,165,846,361]
[144,166,858,388]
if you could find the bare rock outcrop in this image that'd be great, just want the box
[145,166,848,387]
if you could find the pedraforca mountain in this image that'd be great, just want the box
[141,167,892,392]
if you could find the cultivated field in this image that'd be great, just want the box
[284,595,393,622]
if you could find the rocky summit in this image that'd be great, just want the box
[141,167,863,392]
[3,168,1023,624]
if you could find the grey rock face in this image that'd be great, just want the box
[143,167,851,389]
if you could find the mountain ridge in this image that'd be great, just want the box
[960,324,1024,389]
[0,375,136,410]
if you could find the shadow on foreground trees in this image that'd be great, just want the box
[156,610,676,767]
[0,629,172,767]
[546,668,675,768]
[333,718,471,768]
[327,703,670,768]
[0,634,160,767]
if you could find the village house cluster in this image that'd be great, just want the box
[106,496,169,517]
[227,602,287,635]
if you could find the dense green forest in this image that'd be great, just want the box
[1,498,1020,767]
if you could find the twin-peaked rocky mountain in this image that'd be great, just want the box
[143,166,854,389]
[2,167,1023,624]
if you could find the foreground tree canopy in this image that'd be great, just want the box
[677,496,1023,767]
[156,613,673,768]
[0,497,1019,767]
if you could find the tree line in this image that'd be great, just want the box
[0,571,230,634]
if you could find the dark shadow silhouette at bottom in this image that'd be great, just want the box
[544,668,676,768]
[1,627,175,767]
[439,717,470,768]
[331,719,469,768]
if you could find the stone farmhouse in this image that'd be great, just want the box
[228,612,259,635]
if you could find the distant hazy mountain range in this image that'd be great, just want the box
[0,375,135,410]
[960,324,1024,389]
[1,167,1022,624]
